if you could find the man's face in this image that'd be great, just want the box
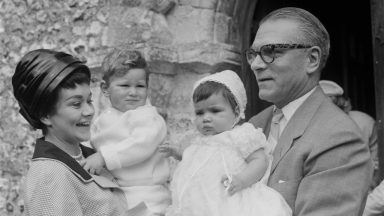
[249,19,312,107]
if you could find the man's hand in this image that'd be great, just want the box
[221,174,246,196]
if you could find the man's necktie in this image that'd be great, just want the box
[270,108,284,141]
[265,108,285,174]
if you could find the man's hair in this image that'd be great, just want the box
[101,49,148,85]
[193,81,239,115]
[260,7,330,70]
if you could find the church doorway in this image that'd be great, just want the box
[242,0,375,119]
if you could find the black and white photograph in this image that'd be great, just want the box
[0,0,381,215]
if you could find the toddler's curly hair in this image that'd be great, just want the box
[101,49,148,85]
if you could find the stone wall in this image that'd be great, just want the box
[0,0,245,215]
[0,0,110,214]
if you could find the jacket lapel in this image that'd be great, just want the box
[33,138,94,181]
[270,87,326,174]
[249,106,274,136]
[32,138,121,188]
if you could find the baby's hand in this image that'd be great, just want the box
[82,152,106,175]
[221,174,245,196]
[158,142,182,160]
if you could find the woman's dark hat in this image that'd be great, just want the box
[12,49,90,129]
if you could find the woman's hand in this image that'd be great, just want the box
[82,152,106,175]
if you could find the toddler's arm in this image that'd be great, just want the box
[82,152,106,175]
[158,141,182,161]
[98,107,167,171]
[222,148,268,196]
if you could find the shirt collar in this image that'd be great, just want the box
[278,87,316,122]
[32,138,95,181]
[107,101,152,114]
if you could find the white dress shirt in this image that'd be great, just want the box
[267,88,316,154]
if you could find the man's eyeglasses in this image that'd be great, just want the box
[245,44,313,64]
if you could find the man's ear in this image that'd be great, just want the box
[100,81,109,97]
[306,46,321,74]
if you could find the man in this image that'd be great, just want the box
[247,7,372,216]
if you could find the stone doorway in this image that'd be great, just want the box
[243,0,375,118]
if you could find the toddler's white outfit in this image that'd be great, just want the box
[91,104,170,215]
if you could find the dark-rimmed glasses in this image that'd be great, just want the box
[245,44,313,64]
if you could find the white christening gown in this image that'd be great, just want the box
[166,123,292,216]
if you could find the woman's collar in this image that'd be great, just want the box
[32,138,94,181]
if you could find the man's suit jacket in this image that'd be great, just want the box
[249,87,372,216]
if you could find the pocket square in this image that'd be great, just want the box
[278,180,286,184]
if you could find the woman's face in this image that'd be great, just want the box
[42,83,94,145]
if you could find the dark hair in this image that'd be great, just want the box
[260,7,330,70]
[192,81,239,115]
[101,49,148,85]
[12,49,90,130]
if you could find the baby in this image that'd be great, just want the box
[164,70,291,216]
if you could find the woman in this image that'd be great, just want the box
[12,49,146,215]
